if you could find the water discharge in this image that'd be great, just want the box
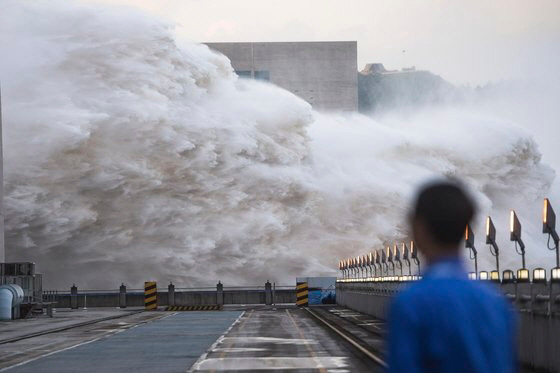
[0,1,555,288]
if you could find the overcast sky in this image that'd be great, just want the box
[83,0,560,85]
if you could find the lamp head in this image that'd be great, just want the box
[386,246,393,262]
[465,224,475,249]
[533,268,546,283]
[543,198,556,234]
[552,267,560,283]
[410,241,418,259]
[402,242,409,260]
[486,216,496,244]
[510,210,522,241]
[502,269,515,283]
[517,268,530,283]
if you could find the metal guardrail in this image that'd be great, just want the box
[42,284,297,295]
[337,277,560,372]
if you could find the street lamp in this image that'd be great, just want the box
[375,250,381,279]
[486,216,500,280]
[410,240,420,276]
[502,269,515,283]
[465,224,478,279]
[402,242,411,276]
[380,249,387,278]
[510,210,526,269]
[543,198,559,269]
[368,252,374,278]
[386,246,395,278]
[393,243,403,278]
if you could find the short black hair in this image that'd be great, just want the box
[411,181,476,245]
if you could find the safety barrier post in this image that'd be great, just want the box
[296,282,308,307]
[144,281,157,310]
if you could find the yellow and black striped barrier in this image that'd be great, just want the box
[144,281,157,310]
[165,305,223,311]
[296,282,309,307]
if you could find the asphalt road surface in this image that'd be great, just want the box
[1,308,382,373]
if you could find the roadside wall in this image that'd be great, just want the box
[337,280,560,372]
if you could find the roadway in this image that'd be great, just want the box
[191,306,382,372]
[0,306,384,372]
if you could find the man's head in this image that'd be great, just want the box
[410,180,476,263]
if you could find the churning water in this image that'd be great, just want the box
[0,1,555,288]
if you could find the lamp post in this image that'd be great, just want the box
[359,256,365,278]
[543,198,559,268]
[375,249,381,279]
[393,243,403,278]
[510,210,526,269]
[380,249,387,278]
[411,241,420,276]
[485,216,500,278]
[465,224,478,279]
[402,242,411,277]
[386,246,394,278]
[369,252,376,278]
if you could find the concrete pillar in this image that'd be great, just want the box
[119,283,127,308]
[216,281,223,305]
[265,281,272,305]
[0,87,5,264]
[168,282,175,306]
[70,284,78,309]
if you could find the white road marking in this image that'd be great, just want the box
[358,323,382,329]
[194,357,348,370]
[0,337,104,372]
[220,336,318,345]
[186,311,246,373]
[211,347,267,353]
[0,312,174,372]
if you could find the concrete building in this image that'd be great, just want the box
[205,41,358,111]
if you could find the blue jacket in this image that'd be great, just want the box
[387,257,517,373]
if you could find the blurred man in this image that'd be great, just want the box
[387,181,517,373]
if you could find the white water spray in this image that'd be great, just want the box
[0,1,555,288]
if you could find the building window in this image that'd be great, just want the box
[254,70,270,81]
[235,70,252,79]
